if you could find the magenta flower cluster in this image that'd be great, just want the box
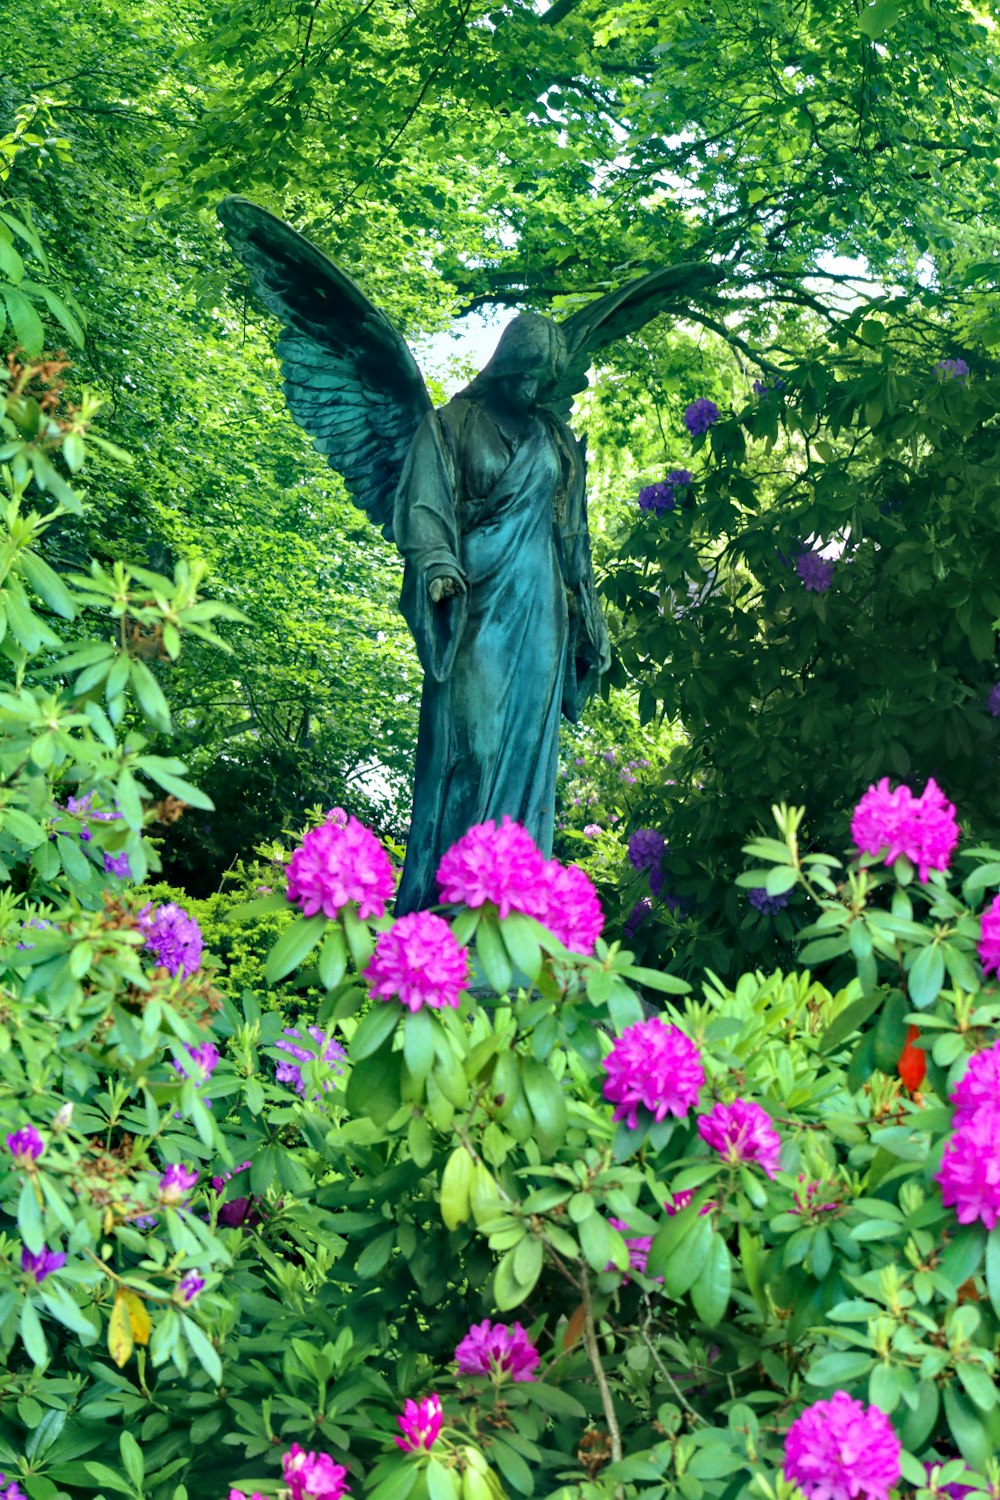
[698,1099,782,1178]
[602,1017,704,1131]
[395,1393,443,1452]
[6,1127,43,1166]
[275,1027,346,1099]
[283,1444,350,1500]
[365,911,468,1011]
[608,1218,662,1283]
[0,1474,26,1500]
[138,902,204,978]
[437,818,603,954]
[286,815,394,921]
[850,776,959,883]
[454,1319,540,1383]
[638,469,692,514]
[437,816,543,919]
[978,893,1000,978]
[783,1391,901,1500]
[683,398,720,436]
[21,1245,66,1283]
[936,1038,1000,1228]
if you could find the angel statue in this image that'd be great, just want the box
[217,197,720,914]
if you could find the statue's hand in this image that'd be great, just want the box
[429,575,465,603]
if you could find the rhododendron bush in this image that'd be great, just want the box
[6,353,1000,1500]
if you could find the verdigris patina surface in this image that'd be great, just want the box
[217,197,720,911]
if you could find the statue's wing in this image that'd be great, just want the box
[217,196,432,541]
[547,262,725,419]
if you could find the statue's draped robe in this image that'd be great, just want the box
[393,397,610,915]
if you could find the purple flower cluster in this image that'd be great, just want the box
[6,1127,44,1166]
[638,469,692,515]
[21,1245,66,1283]
[936,357,969,381]
[628,828,666,872]
[395,1393,443,1453]
[65,791,118,841]
[623,897,652,938]
[455,1319,540,1383]
[698,1099,781,1178]
[211,1162,266,1229]
[283,1443,350,1500]
[173,1040,220,1085]
[275,1027,346,1099]
[103,851,132,880]
[176,1272,204,1304]
[602,1017,704,1131]
[783,1391,901,1500]
[157,1163,198,1208]
[753,378,785,397]
[851,776,959,883]
[138,902,204,978]
[937,1038,1000,1228]
[795,547,835,593]
[683,398,720,436]
[979,893,1000,979]
[749,887,789,916]
[286,815,395,922]
[365,911,468,1011]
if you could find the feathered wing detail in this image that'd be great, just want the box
[217,196,432,541]
[547,262,725,419]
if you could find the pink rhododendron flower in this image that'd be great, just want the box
[949,1036,1000,1124]
[454,1319,539,1382]
[527,860,604,954]
[602,1018,704,1130]
[936,1107,1000,1228]
[228,1491,264,1500]
[783,1391,901,1500]
[698,1099,782,1178]
[286,817,394,921]
[364,912,468,1010]
[395,1393,443,1452]
[978,893,1000,978]
[850,776,959,882]
[436,817,545,918]
[282,1444,350,1500]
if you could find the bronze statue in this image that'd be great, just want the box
[217,198,720,913]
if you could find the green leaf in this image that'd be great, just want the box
[439,1146,473,1230]
[493,1246,532,1310]
[19,553,75,619]
[907,943,945,1008]
[689,1234,731,1326]
[805,1351,873,1386]
[660,1213,713,1298]
[764,865,799,897]
[819,990,885,1053]
[264,914,327,983]
[318,925,348,989]
[498,912,542,982]
[3,287,44,355]
[20,1299,48,1367]
[520,1057,567,1152]
[618,965,690,994]
[120,1431,144,1489]
[139,756,213,811]
[477,918,513,994]
[350,1001,400,1060]
[129,658,171,731]
[985,1225,1000,1319]
[181,1314,222,1383]
[402,1006,435,1085]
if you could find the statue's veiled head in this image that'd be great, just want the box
[459,313,568,406]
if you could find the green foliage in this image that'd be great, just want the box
[605,326,1000,975]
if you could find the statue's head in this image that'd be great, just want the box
[459,313,568,407]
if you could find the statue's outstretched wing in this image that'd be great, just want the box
[547,262,725,419]
[217,196,432,541]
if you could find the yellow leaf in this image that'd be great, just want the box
[123,1290,151,1346]
[108,1289,134,1368]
